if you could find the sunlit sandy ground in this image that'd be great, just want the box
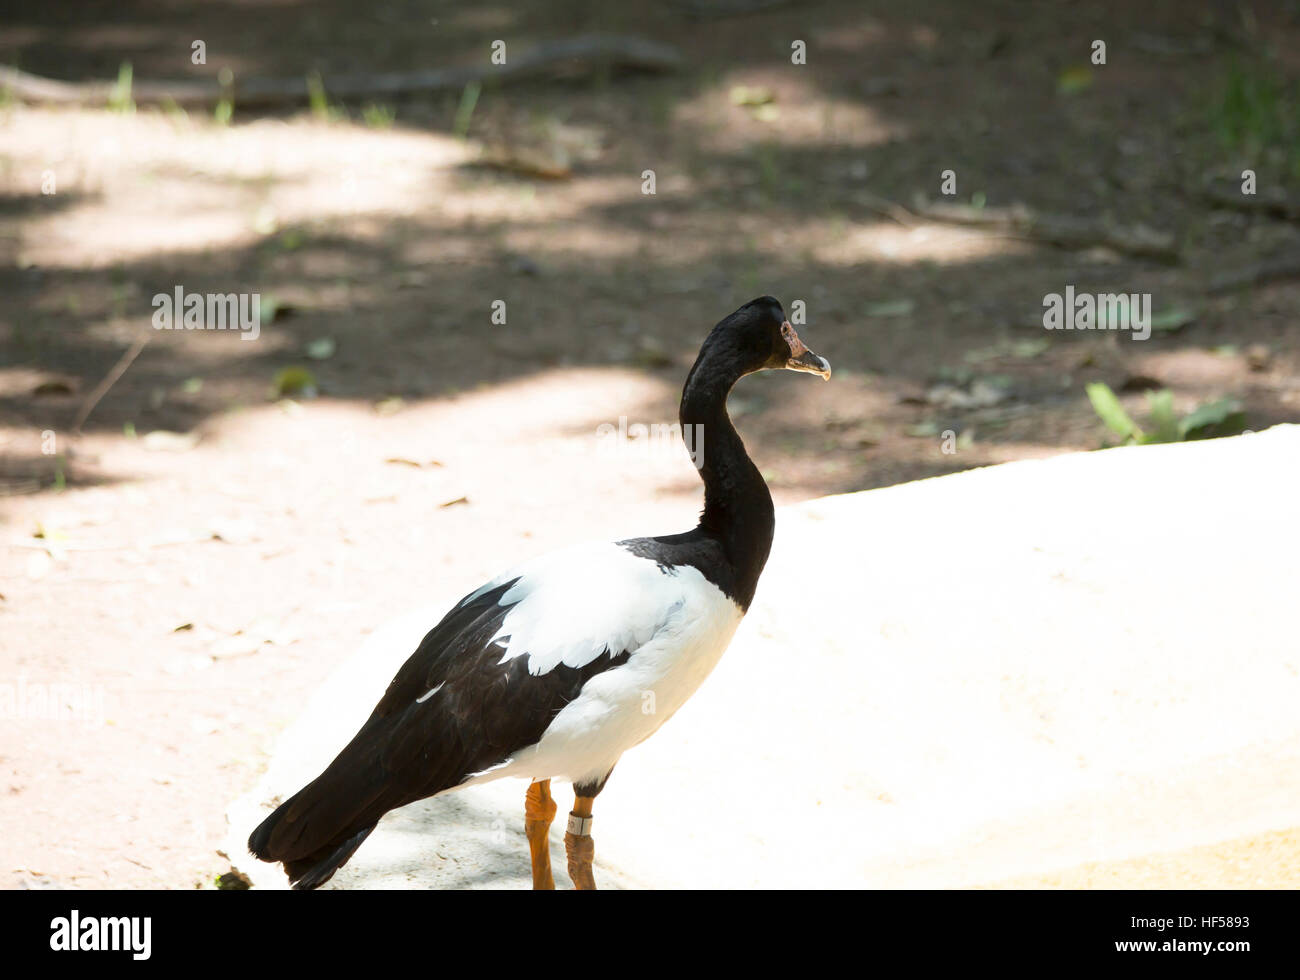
[228,426,1300,889]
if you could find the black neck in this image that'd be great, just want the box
[679,346,775,609]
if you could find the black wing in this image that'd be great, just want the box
[247,580,629,887]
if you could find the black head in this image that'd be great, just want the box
[709,296,831,380]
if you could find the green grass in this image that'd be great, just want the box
[755,143,780,200]
[306,71,346,122]
[453,81,481,139]
[362,102,396,129]
[214,67,234,126]
[1210,57,1300,177]
[108,61,134,114]
[0,67,16,110]
[1086,382,1247,446]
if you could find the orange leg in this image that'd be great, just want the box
[524,779,557,890]
[564,794,597,890]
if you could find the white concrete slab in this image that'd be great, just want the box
[225,425,1300,888]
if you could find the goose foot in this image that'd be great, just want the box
[524,779,557,890]
[564,795,597,890]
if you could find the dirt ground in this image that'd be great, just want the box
[988,827,1300,889]
[2,1,1299,889]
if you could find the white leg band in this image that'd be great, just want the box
[567,813,593,836]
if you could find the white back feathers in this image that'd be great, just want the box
[462,542,700,675]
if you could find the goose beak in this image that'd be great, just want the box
[781,321,832,380]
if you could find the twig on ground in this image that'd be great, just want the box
[1191,180,1300,222]
[72,333,148,434]
[854,191,921,228]
[0,35,683,109]
[908,195,1181,262]
[670,0,797,18]
[1205,249,1300,293]
[0,479,42,497]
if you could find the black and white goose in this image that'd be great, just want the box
[248,296,830,889]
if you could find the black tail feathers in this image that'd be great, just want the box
[248,792,377,890]
[283,826,376,890]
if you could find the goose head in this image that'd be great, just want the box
[709,295,831,381]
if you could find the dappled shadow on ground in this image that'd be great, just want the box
[3,0,1297,497]
[319,791,630,890]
